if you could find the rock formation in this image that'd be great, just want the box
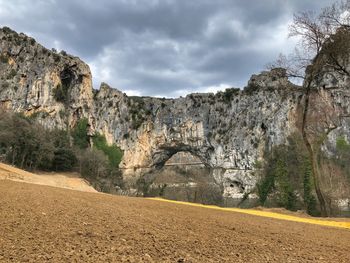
[0,27,93,130]
[1,26,350,201]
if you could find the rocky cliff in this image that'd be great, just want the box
[92,68,303,197]
[0,27,94,130]
[1,27,350,201]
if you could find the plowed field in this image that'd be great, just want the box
[0,180,349,262]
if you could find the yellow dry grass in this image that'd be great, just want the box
[149,198,350,230]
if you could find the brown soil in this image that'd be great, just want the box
[0,180,350,262]
[0,162,96,193]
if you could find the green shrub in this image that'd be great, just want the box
[72,118,89,149]
[2,26,15,34]
[257,149,297,210]
[52,148,77,171]
[274,158,297,210]
[53,53,60,62]
[257,169,275,205]
[92,133,123,167]
[7,69,17,79]
[243,83,260,95]
[131,115,144,129]
[257,134,312,212]
[222,88,240,103]
[336,137,350,152]
[0,53,8,63]
[128,97,148,129]
[2,82,9,88]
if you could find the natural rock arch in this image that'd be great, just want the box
[151,143,213,169]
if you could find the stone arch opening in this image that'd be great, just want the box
[164,151,205,168]
[151,145,212,170]
[139,148,222,205]
[147,148,211,187]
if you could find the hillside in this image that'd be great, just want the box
[0,179,349,262]
[0,162,96,192]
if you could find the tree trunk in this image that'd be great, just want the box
[310,149,328,216]
[301,89,329,217]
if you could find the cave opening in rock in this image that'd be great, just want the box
[163,151,206,172]
[57,67,76,104]
[60,68,75,90]
[143,151,222,205]
[150,151,209,182]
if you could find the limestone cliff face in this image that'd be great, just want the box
[92,69,302,196]
[1,27,350,199]
[0,27,94,130]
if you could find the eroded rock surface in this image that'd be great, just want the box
[0,27,93,130]
[1,27,350,200]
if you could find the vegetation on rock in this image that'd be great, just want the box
[53,84,68,103]
[256,134,317,215]
[0,111,124,192]
[334,137,350,177]
[92,133,123,167]
[72,118,89,149]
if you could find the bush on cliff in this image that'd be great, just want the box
[256,134,318,215]
[92,133,123,167]
[72,118,89,149]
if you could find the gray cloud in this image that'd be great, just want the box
[0,0,335,97]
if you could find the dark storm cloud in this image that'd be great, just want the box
[0,0,335,97]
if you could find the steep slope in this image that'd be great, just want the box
[0,162,96,192]
[0,27,94,129]
[93,69,302,193]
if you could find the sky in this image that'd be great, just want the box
[0,0,333,97]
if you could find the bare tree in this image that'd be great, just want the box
[266,51,309,80]
[320,0,350,29]
[268,1,350,79]
[268,1,350,216]
[289,11,329,55]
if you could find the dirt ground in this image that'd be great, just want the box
[0,180,350,262]
[0,162,96,193]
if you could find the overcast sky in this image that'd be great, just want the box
[0,0,333,97]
